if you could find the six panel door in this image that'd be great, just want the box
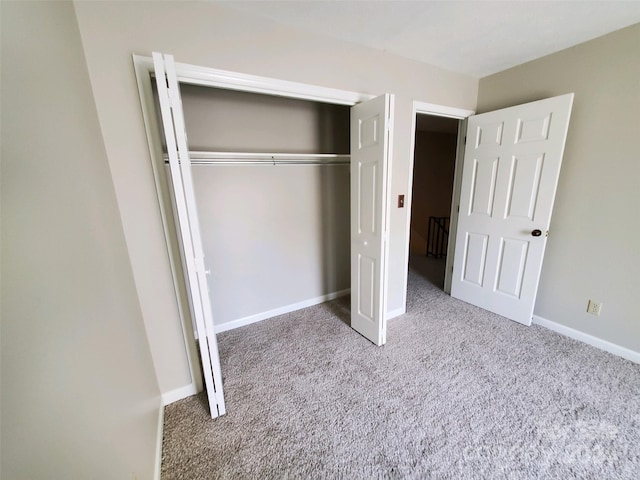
[350,94,393,346]
[451,94,574,325]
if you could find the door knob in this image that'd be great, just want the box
[531,229,542,237]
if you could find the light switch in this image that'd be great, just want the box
[398,195,405,208]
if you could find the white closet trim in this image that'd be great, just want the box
[133,54,374,105]
[163,151,350,165]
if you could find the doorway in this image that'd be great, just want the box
[402,102,474,311]
[409,114,460,290]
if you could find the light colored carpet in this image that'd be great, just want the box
[161,257,640,479]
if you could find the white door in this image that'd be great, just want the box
[451,94,574,325]
[350,94,394,346]
[153,53,226,418]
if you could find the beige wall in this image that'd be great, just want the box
[193,164,350,326]
[477,24,640,353]
[410,131,458,254]
[72,1,478,394]
[180,84,350,153]
[1,2,161,478]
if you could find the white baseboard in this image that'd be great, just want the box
[161,383,198,406]
[154,401,164,480]
[532,315,639,364]
[386,307,406,321]
[215,288,351,333]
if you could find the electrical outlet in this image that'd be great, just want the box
[587,299,602,316]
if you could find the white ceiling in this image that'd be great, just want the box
[224,1,640,78]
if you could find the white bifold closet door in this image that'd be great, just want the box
[153,52,225,419]
[350,94,394,346]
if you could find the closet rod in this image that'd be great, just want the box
[162,151,350,165]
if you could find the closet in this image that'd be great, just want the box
[177,85,352,331]
[137,53,394,418]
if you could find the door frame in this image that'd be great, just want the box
[133,55,391,396]
[403,101,474,306]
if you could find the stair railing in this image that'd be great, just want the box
[426,216,450,258]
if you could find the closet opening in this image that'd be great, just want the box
[155,83,353,334]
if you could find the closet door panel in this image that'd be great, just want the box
[350,94,394,346]
[153,52,226,419]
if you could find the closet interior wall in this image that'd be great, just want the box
[156,83,352,330]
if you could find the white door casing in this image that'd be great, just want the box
[451,94,574,325]
[350,94,394,346]
[153,52,226,418]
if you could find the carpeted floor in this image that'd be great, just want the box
[161,256,640,479]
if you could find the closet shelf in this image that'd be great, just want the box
[163,151,350,165]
